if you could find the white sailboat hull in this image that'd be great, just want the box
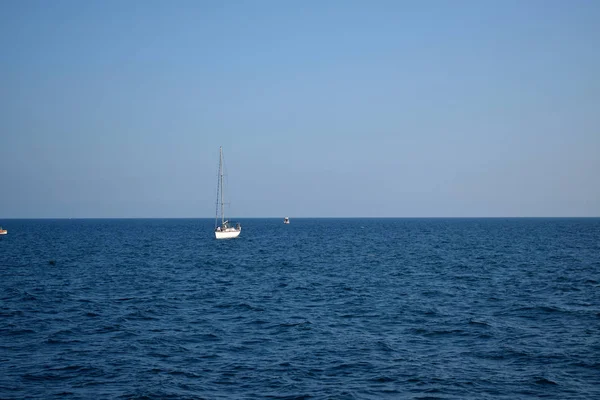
[215,229,241,239]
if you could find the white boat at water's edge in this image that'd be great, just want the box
[284,216,290,224]
[214,146,241,239]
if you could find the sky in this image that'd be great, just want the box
[1,0,599,218]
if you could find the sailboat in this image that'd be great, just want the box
[214,146,241,239]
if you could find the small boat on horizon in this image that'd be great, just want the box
[214,146,241,239]
[0,226,7,235]
[283,216,290,224]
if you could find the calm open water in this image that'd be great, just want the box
[1,218,599,399]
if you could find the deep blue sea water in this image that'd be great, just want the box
[1,218,599,399]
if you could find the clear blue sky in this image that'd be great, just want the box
[1,0,598,218]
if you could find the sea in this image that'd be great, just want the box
[1,218,599,399]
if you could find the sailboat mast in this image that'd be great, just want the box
[214,147,219,229]
[220,146,224,225]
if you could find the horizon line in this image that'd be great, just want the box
[1,216,599,220]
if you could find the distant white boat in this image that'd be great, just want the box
[283,216,290,224]
[0,226,6,235]
[214,147,241,239]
